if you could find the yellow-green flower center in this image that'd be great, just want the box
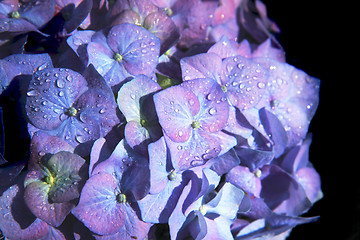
[67,107,78,117]
[167,170,177,181]
[191,120,201,129]
[10,11,20,19]
[116,193,127,203]
[113,53,123,62]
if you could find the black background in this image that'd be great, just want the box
[261,1,358,240]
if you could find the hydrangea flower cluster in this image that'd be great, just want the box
[0,0,321,239]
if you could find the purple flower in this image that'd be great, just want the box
[72,139,151,238]
[23,151,88,227]
[154,78,236,170]
[25,65,120,155]
[110,0,179,54]
[69,23,161,88]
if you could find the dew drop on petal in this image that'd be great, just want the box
[76,135,87,143]
[130,93,136,100]
[208,108,216,115]
[56,79,66,88]
[37,63,48,71]
[257,82,265,89]
[27,89,40,97]
[58,91,64,97]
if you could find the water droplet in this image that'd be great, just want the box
[56,79,66,88]
[257,82,265,89]
[208,108,216,115]
[206,93,216,101]
[41,100,47,106]
[99,108,105,114]
[239,83,246,89]
[177,145,182,150]
[66,75,72,82]
[178,131,183,137]
[58,91,64,97]
[237,63,244,69]
[130,93,136,100]
[188,99,195,106]
[27,89,40,97]
[37,63,48,71]
[76,135,87,143]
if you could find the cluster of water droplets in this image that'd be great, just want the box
[224,56,268,110]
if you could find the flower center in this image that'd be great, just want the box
[167,170,177,181]
[164,8,173,17]
[10,11,20,19]
[140,119,147,127]
[116,193,127,203]
[221,85,227,93]
[113,53,123,62]
[191,120,201,129]
[67,107,78,117]
[199,205,207,215]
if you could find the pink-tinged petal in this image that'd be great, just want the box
[204,216,234,240]
[212,0,236,25]
[237,39,252,58]
[251,39,285,62]
[29,131,74,170]
[154,85,199,142]
[207,35,239,59]
[144,10,180,54]
[222,56,268,110]
[295,167,322,204]
[181,78,229,133]
[23,179,74,227]
[180,53,223,83]
[72,173,126,236]
[0,183,50,240]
